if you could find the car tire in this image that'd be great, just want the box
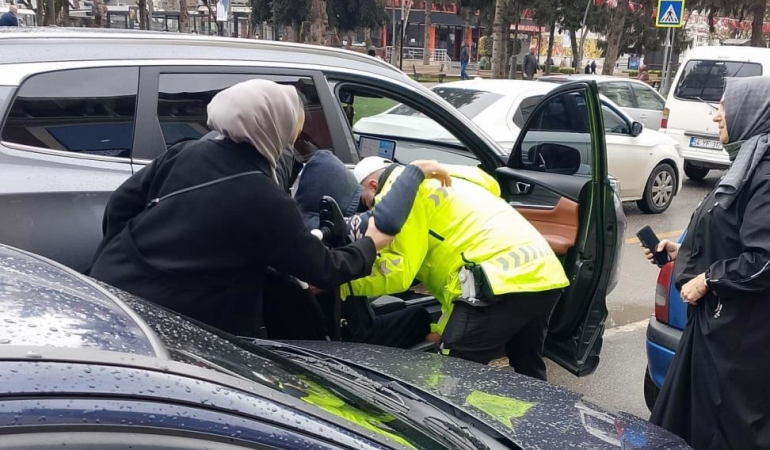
[637,163,676,214]
[644,366,661,412]
[684,163,709,181]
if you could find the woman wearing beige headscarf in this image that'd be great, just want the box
[87,79,395,339]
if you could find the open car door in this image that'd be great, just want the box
[495,81,622,376]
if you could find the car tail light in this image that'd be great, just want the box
[660,107,669,129]
[654,262,673,324]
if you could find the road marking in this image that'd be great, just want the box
[625,229,683,245]
[604,318,650,337]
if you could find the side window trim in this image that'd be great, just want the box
[135,66,349,163]
[327,76,503,169]
[2,67,140,163]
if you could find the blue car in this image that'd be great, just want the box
[644,232,687,411]
[0,243,692,449]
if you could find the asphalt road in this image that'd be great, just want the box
[495,169,726,420]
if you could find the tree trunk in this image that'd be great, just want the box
[36,2,44,28]
[179,0,190,33]
[93,0,106,27]
[545,18,556,75]
[309,0,327,44]
[61,0,70,27]
[490,0,506,78]
[423,2,431,65]
[708,9,715,34]
[137,0,148,30]
[291,19,300,42]
[602,0,630,76]
[569,27,579,72]
[751,0,766,47]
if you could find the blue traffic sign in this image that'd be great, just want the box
[656,0,685,28]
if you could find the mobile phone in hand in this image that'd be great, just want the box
[636,225,670,267]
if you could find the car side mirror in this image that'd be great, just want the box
[631,121,644,137]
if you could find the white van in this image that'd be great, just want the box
[661,45,770,180]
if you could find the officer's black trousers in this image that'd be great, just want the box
[440,289,561,381]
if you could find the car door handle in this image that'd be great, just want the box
[515,182,531,194]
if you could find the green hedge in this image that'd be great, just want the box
[558,67,576,74]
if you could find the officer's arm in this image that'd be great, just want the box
[341,193,430,298]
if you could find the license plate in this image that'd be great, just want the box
[689,137,722,151]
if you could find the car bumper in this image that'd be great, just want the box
[645,317,683,388]
[663,130,731,169]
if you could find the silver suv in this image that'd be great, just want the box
[0,27,624,376]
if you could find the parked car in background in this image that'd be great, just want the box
[660,45,770,180]
[354,79,683,214]
[0,243,692,449]
[644,232,687,412]
[537,75,666,131]
[0,28,624,377]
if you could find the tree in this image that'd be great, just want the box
[423,1,432,64]
[490,0,507,78]
[601,0,630,74]
[93,0,107,27]
[273,0,310,42]
[327,0,386,46]
[179,0,190,33]
[750,0,767,46]
[309,0,329,44]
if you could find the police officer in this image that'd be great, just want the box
[346,157,570,381]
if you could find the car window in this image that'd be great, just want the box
[1,67,139,159]
[387,87,503,120]
[631,83,665,110]
[602,104,630,134]
[598,82,635,108]
[516,91,592,176]
[513,95,542,128]
[675,60,762,102]
[156,73,333,152]
[343,87,479,166]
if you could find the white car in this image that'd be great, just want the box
[537,75,667,131]
[354,79,684,214]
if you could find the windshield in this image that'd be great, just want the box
[388,87,504,120]
[674,60,763,102]
[113,290,443,449]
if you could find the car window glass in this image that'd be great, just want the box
[157,73,332,154]
[675,60,762,102]
[516,91,592,176]
[602,104,630,134]
[631,84,664,110]
[387,87,503,120]
[1,67,139,159]
[598,82,635,108]
[342,88,479,166]
[513,95,543,128]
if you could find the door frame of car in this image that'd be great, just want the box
[328,76,618,376]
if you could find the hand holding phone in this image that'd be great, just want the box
[637,225,670,267]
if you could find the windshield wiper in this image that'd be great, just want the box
[692,96,719,110]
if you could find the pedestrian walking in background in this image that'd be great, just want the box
[0,5,19,26]
[644,76,770,450]
[523,48,538,80]
[459,41,470,80]
[591,60,597,74]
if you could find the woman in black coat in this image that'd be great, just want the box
[88,79,395,339]
[644,76,770,449]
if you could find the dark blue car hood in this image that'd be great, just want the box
[293,341,689,450]
[0,244,689,449]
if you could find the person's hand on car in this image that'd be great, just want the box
[365,216,395,251]
[409,160,452,187]
[642,239,680,265]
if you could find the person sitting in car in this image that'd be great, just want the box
[86,79,395,339]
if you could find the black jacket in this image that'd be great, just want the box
[88,138,376,338]
[654,151,770,448]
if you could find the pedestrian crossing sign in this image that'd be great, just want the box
[656,0,685,28]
